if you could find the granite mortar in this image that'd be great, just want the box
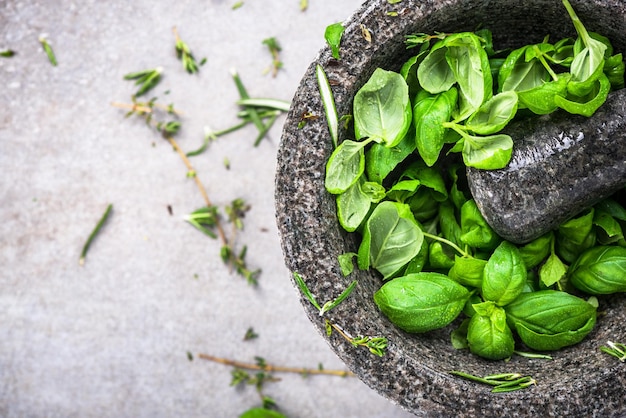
[275,0,626,416]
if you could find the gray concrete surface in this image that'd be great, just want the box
[0,1,414,417]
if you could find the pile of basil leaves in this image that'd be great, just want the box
[325,0,626,360]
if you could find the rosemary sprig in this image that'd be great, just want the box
[600,341,626,362]
[38,35,57,66]
[123,67,163,96]
[262,37,283,77]
[173,27,200,74]
[79,204,113,266]
[450,370,536,393]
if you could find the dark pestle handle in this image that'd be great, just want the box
[467,89,626,244]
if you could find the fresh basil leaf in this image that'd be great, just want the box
[505,290,597,351]
[386,179,421,203]
[418,45,457,94]
[462,133,513,170]
[481,241,527,306]
[325,139,366,194]
[428,241,456,270]
[444,33,492,120]
[449,255,487,288]
[373,272,470,333]
[403,239,429,274]
[518,232,553,269]
[337,177,371,232]
[354,68,412,146]
[539,252,568,288]
[555,73,611,117]
[466,91,518,134]
[569,246,626,294]
[358,201,424,279]
[557,208,597,263]
[460,199,501,250]
[413,87,458,166]
[517,74,570,115]
[498,45,549,93]
[604,53,625,90]
[364,133,415,184]
[407,189,440,222]
[439,200,462,247]
[338,252,357,277]
[361,181,387,203]
[467,301,515,360]
[593,209,624,244]
[324,22,345,60]
[451,318,470,350]
[402,161,448,201]
[400,49,428,99]
[240,407,287,418]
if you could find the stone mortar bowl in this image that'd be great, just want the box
[275,0,626,416]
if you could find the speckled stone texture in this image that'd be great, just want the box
[275,0,626,416]
[468,89,626,244]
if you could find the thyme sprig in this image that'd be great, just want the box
[173,27,201,74]
[294,272,388,356]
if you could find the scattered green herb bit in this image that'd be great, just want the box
[293,272,322,311]
[123,67,163,96]
[244,327,259,341]
[450,370,536,393]
[187,351,194,361]
[185,206,219,238]
[338,252,357,276]
[315,64,339,148]
[232,1,244,10]
[600,341,626,362]
[173,27,200,74]
[386,11,399,17]
[387,0,402,3]
[300,0,308,11]
[236,98,291,112]
[79,203,113,266]
[360,24,372,43]
[156,120,181,136]
[222,244,261,285]
[223,157,231,170]
[262,37,283,77]
[0,49,15,58]
[225,198,250,231]
[38,35,57,66]
[324,23,345,60]
[513,350,553,360]
[239,407,286,418]
[320,280,357,315]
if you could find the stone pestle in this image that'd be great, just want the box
[467,89,626,244]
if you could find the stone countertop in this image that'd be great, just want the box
[0,1,413,417]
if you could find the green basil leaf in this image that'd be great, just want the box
[539,252,568,288]
[428,241,455,270]
[518,232,553,269]
[568,246,626,294]
[481,241,527,306]
[358,201,424,279]
[407,189,440,222]
[439,200,462,247]
[557,208,597,263]
[517,74,570,115]
[505,289,597,351]
[449,255,487,288]
[465,91,518,134]
[400,49,428,99]
[386,179,421,203]
[451,318,470,349]
[604,53,625,90]
[498,46,549,92]
[467,302,515,360]
[354,68,412,146]
[324,139,366,194]
[460,199,501,250]
[338,252,357,277]
[554,73,611,117]
[403,239,429,275]
[361,181,387,203]
[462,133,513,170]
[373,272,470,333]
[324,22,345,60]
[364,133,415,184]
[444,33,492,119]
[336,177,371,232]
[418,45,457,94]
[413,87,458,166]
[593,209,624,244]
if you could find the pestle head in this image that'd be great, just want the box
[467,89,626,244]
